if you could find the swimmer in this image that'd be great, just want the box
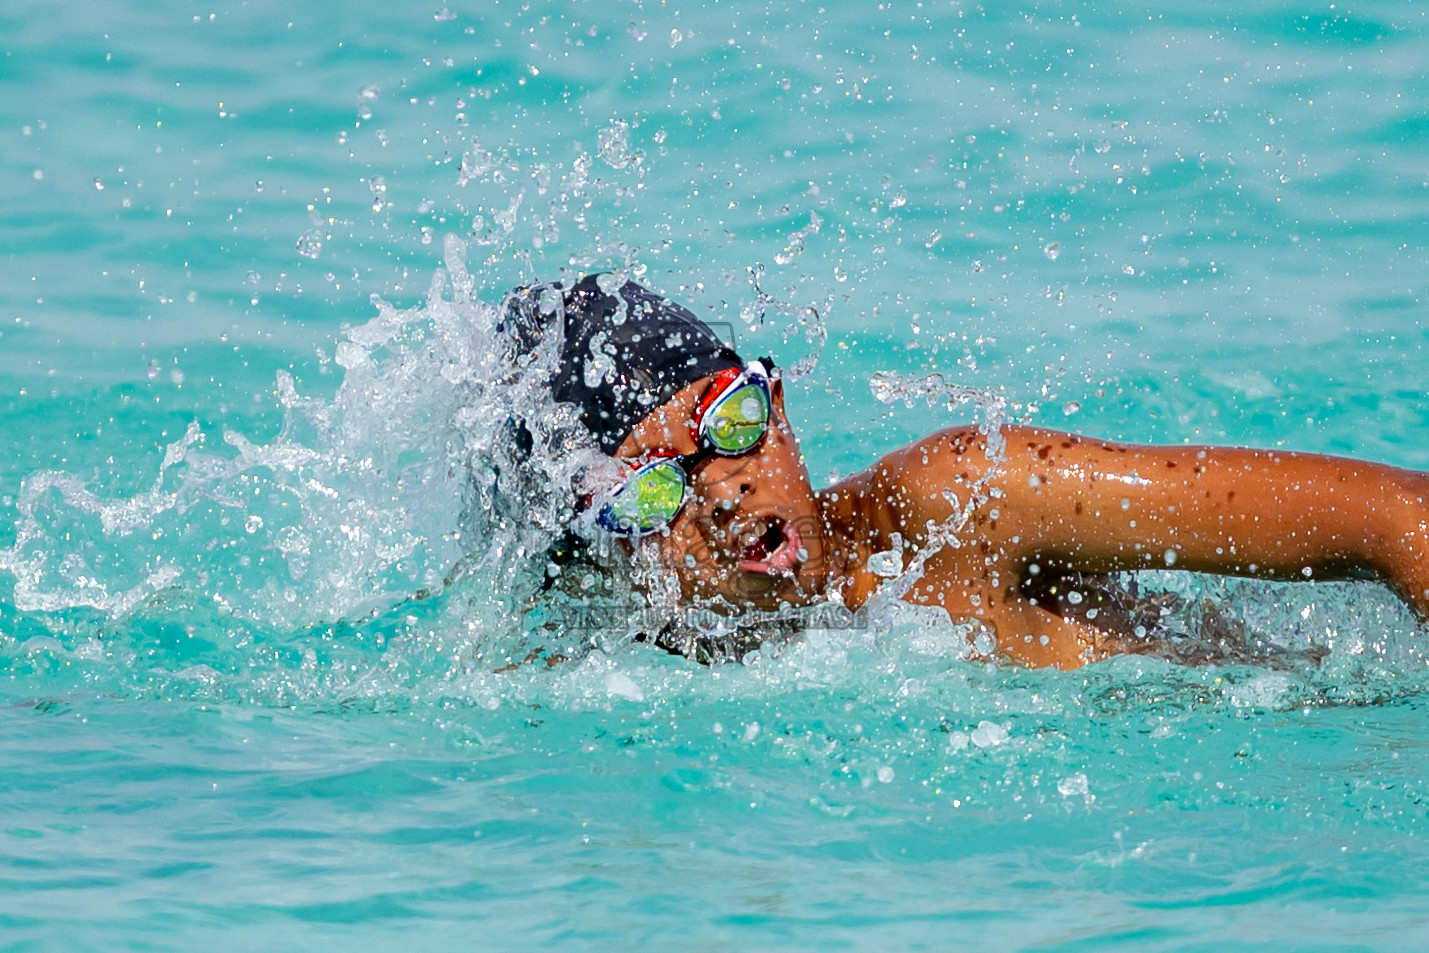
[504,276,1429,668]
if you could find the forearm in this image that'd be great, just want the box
[993,428,1429,613]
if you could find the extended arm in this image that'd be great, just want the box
[990,427,1429,602]
[879,425,1429,667]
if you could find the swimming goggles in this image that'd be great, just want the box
[595,359,777,536]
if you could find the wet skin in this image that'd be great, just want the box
[617,376,1429,668]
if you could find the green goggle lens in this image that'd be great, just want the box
[703,382,769,453]
[599,459,687,534]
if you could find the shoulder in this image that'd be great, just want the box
[892,424,1011,494]
[824,425,1089,527]
[823,425,1002,531]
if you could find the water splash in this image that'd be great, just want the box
[773,211,822,266]
[868,369,1009,459]
[740,262,829,380]
[0,236,603,698]
[852,371,1013,635]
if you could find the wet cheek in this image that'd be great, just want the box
[759,462,791,485]
[667,521,717,569]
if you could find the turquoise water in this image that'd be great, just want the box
[5,0,1429,949]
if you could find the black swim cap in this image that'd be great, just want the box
[503,274,743,454]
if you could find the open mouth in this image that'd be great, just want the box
[737,516,804,576]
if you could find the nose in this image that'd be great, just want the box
[691,455,759,511]
[695,429,798,506]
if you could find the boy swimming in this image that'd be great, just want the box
[505,275,1429,668]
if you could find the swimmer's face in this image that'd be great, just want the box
[613,374,828,611]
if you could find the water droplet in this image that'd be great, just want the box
[970,721,1008,748]
[583,349,615,388]
[1057,773,1089,797]
[1163,548,1178,566]
[1062,400,1080,416]
[597,119,633,169]
[1043,241,1060,260]
[295,230,323,259]
[876,765,895,783]
[866,548,903,578]
[93,179,105,191]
